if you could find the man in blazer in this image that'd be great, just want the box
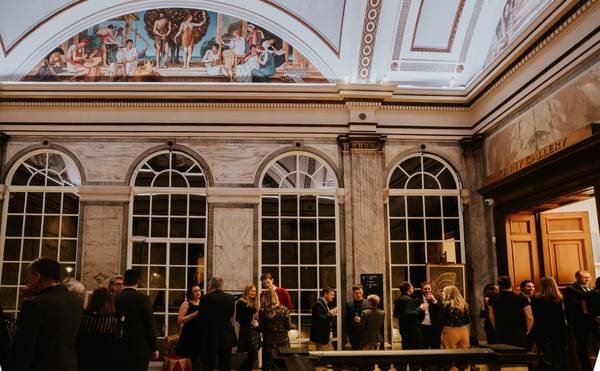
[414,281,443,349]
[199,276,235,371]
[9,257,82,371]
[310,287,338,350]
[564,270,593,371]
[344,284,369,350]
[393,281,427,349]
[114,269,158,371]
[360,294,385,350]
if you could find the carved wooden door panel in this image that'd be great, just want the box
[540,212,594,287]
[505,213,541,290]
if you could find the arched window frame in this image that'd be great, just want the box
[258,151,341,347]
[127,149,208,342]
[0,149,82,318]
[386,153,465,344]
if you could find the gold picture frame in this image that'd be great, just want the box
[426,263,467,300]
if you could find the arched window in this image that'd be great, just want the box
[387,153,464,298]
[1,150,81,317]
[260,152,339,343]
[129,150,207,341]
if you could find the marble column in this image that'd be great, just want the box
[79,186,129,289]
[338,134,387,282]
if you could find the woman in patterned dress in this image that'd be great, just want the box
[259,289,291,371]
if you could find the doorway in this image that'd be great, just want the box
[505,188,599,289]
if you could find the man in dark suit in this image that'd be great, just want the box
[564,270,593,371]
[199,276,235,371]
[310,287,338,350]
[344,284,369,350]
[114,269,158,371]
[9,257,82,371]
[414,282,442,349]
[393,281,427,349]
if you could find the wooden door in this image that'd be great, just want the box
[540,212,594,287]
[505,213,541,290]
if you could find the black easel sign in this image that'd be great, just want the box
[360,273,384,309]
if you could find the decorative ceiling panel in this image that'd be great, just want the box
[411,0,464,52]
[0,0,82,54]
[262,0,345,54]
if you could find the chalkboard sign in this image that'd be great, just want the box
[360,273,384,309]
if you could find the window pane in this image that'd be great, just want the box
[423,174,439,189]
[424,196,441,217]
[262,219,278,240]
[132,217,149,236]
[443,196,459,217]
[318,197,335,217]
[391,266,408,288]
[169,267,186,289]
[407,196,423,217]
[390,242,407,264]
[389,196,405,217]
[63,193,79,214]
[444,219,461,241]
[169,244,186,266]
[171,173,188,188]
[300,267,317,289]
[189,195,206,216]
[60,240,77,262]
[149,267,166,288]
[170,195,187,216]
[319,267,336,288]
[389,167,408,189]
[281,195,298,216]
[438,168,456,189]
[300,291,317,313]
[25,193,43,213]
[408,219,424,240]
[299,243,317,264]
[319,243,336,265]
[169,218,187,238]
[408,242,425,264]
[6,215,23,237]
[426,219,442,240]
[3,239,21,261]
[318,219,335,241]
[1,263,19,285]
[281,267,298,289]
[151,218,168,238]
[22,239,39,261]
[300,219,316,240]
[262,243,279,265]
[41,239,58,259]
[422,157,444,176]
[389,219,406,241]
[281,243,298,265]
[150,243,167,265]
[44,193,61,214]
[8,192,25,213]
[152,195,169,215]
[300,196,316,217]
[426,242,443,264]
[409,266,426,288]
[132,242,149,265]
[400,157,421,176]
[133,195,150,215]
[406,175,422,189]
[61,216,78,237]
[25,215,42,237]
[188,218,205,238]
[281,219,298,240]
[0,288,17,311]
[262,196,278,216]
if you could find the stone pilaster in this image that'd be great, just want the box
[338,134,387,283]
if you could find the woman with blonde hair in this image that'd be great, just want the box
[531,277,568,370]
[440,285,471,349]
[259,289,291,371]
[236,284,260,371]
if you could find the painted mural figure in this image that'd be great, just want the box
[174,13,208,69]
[23,7,327,83]
[202,43,228,77]
[153,13,172,68]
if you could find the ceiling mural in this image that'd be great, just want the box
[23,7,328,83]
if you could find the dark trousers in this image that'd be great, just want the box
[420,324,441,349]
[538,341,569,371]
[495,327,526,348]
[116,358,149,371]
[574,327,591,371]
[238,350,258,371]
[348,333,361,350]
[203,348,232,371]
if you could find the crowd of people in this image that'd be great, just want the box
[2,257,600,371]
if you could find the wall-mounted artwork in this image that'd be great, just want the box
[24,8,328,83]
[426,263,466,300]
[486,0,551,64]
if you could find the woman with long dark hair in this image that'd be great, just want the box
[531,277,569,371]
[76,287,123,371]
[176,284,202,370]
[236,284,261,371]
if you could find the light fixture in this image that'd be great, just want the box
[65,266,74,274]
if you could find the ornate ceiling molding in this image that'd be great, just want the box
[356,0,383,81]
[0,0,85,56]
[409,0,465,53]
[458,0,482,62]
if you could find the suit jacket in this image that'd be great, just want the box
[360,307,385,345]
[310,298,335,344]
[10,285,82,371]
[564,282,589,328]
[114,287,158,360]
[198,289,235,352]
[344,299,369,339]
[393,294,425,349]
[413,296,443,328]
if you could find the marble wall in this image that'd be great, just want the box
[486,58,600,175]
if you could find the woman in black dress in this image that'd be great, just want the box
[531,276,568,371]
[236,284,260,371]
[76,288,123,371]
[176,285,202,370]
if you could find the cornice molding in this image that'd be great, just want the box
[338,134,386,151]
